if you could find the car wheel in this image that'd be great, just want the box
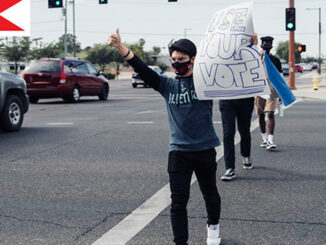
[29,96,39,104]
[69,85,80,103]
[0,94,24,132]
[99,84,109,101]
[132,84,137,88]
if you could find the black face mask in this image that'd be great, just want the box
[261,43,272,54]
[172,59,192,75]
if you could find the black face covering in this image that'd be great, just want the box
[172,59,192,75]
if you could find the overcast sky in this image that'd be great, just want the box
[29,0,325,58]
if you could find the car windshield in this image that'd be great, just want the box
[24,60,60,73]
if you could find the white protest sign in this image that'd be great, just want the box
[194,2,270,100]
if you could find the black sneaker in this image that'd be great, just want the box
[221,169,235,181]
[242,157,253,169]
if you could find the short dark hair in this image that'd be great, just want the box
[168,39,197,57]
[261,36,274,42]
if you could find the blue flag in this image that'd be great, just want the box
[264,54,296,106]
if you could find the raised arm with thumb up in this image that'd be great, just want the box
[107,28,133,60]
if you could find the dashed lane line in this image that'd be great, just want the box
[46,122,74,126]
[127,121,154,124]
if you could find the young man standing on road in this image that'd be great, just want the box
[255,36,282,150]
[108,28,221,245]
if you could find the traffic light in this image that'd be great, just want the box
[286,8,296,31]
[99,0,108,4]
[297,44,306,53]
[48,0,63,8]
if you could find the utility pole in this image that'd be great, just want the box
[72,0,76,57]
[288,0,296,89]
[184,28,192,38]
[306,8,322,74]
[63,0,68,58]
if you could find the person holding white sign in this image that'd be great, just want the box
[220,34,259,181]
[219,97,255,181]
[108,29,222,245]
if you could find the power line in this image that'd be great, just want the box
[31,20,61,24]
[31,29,326,37]
[31,0,326,6]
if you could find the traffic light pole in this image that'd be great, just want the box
[288,0,296,90]
[64,0,68,58]
[72,0,76,57]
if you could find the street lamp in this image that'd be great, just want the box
[306,8,322,74]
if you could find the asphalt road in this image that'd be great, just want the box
[0,72,325,245]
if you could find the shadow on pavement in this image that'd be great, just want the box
[233,166,326,182]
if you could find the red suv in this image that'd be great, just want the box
[22,58,109,103]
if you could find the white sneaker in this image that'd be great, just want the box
[207,224,221,245]
[221,169,235,181]
[260,140,268,148]
[267,141,277,150]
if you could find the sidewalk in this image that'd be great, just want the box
[293,86,326,101]
[291,72,326,101]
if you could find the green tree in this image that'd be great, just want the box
[275,41,302,63]
[302,56,319,63]
[57,34,81,55]
[110,48,126,79]
[144,46,162,65]
[86,44,115,70]
[0,37,31,74]
[128,39,145,60]
[29,42,61,60]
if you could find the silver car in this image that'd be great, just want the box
[132,66,166,88]
[282,63,289,76]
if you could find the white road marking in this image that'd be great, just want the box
[127,121,154,124]
[213,121,222,124]
[92,103,299,244]
[46,123,74,126]
[137,110,154,114]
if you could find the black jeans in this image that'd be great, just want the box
[219,98,254,170]
[168,148,221,245]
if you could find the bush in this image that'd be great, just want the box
[156,62,169,72]
[103,72,115,80]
